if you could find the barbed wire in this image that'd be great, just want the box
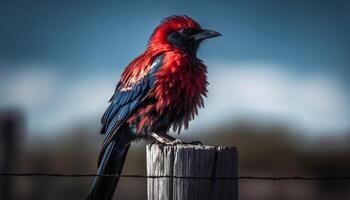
[1,173,350,181]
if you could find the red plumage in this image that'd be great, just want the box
[128,50,208,133]
[122,16,208,133]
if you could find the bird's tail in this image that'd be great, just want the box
[87,133,131,200]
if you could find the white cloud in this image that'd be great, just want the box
[189,61,350,134]
[44,76,115,131]
[0,65,117,134]
[2,68,58,108]
[1,61,349,136]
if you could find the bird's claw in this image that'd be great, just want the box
[150,140,158,147]
[149,132,203,146]
[166,139,203,146]
[165,139,184,145]
[188,140,203,145]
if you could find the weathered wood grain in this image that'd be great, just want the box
[147,144,238,200]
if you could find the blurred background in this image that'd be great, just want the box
[1,0,350,199]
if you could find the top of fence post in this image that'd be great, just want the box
[146,144,238,200]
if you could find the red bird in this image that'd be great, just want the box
[87,15,221,200]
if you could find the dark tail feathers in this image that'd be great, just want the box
[87,134,131,200]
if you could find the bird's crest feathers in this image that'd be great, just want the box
[120,16,201,87]
[148,15,201,52]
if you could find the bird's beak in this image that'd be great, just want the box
[192,29,222,41]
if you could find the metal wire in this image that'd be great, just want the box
[1,173,350,181]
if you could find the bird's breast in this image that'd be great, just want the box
[150,52,208,130]
[127,51,208,133]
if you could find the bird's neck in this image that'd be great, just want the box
[147,42,199,59]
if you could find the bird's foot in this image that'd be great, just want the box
[149,140,159,147]
[163,139,203,146]
[164,139,184,145]
[187,140,203,145]
[149,132,173,145]
[149,132,203,146]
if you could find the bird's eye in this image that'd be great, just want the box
[179,28,190,35]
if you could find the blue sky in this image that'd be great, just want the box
[1,0,349,136]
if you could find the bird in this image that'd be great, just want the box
[87,15,221,200]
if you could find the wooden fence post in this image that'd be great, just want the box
[0,109,24,200]
[147,144,238,200]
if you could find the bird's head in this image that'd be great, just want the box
[148,15,221,55]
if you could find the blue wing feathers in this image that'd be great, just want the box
[128,99,139,111]
[132,84,142,100]
[118,104,130,121]
[99,55,164,157]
